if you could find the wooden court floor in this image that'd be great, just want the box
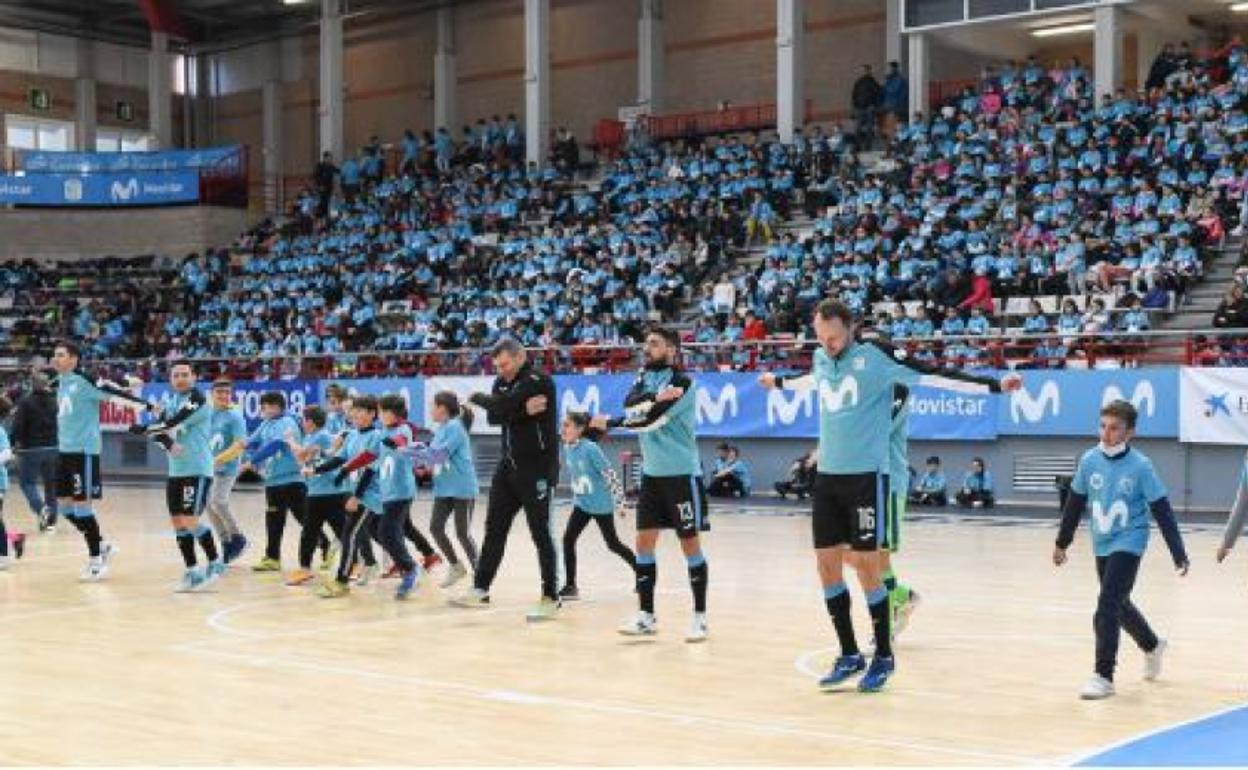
[0,486,1244,765]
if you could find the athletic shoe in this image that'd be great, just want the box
[525,597,561,622]
[285,568,316,587]
[858,655,896,693]
[205,560,227,585]
[1080,674,1115,700]
[175,568,206,593]
[382,564,403,580]
[0,555,10,571]
[223,534,249,564]
[355,564,380,586]
[618,611,658,637]
[448,588,491,608]
[37,507,50,532]
[100,541,118,568]
[12,533,25,560]
[1144,638,1167,682]
[79,556,107,582]
[685,612,709,643]
[895,589,921,638]
[396,567,421,600]
[316,579,350,599]
[818,654,866,691]
[422,552,443,572]
[440,562,468,589]
[558,585,580,601]
[252,557,281,573]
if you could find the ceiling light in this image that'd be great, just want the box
[282,0,314,5]
[1031,22,1095,37]
[1232,2,1248,11]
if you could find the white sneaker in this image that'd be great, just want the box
[1144,638,1167,681]
[355,564,380,587]
[618,611,658,637]
[79,556,107,582]
[100,541,118,567]
[896,590,922,636]
[440,562,469,589]
[525,597,561,622]
[1080,674,1115,700]
[685,612,708,643]
[0,555,10,571]
[448,587,491,608]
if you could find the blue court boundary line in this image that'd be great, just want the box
[1069,702,1248,766]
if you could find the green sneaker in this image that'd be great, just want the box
[525,597,561,622]
[894,588,921,637]
[252,557,282,573]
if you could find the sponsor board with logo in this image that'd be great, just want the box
[998,369,1177,438]
[1179,367,1248,445]
[0,171,199,206]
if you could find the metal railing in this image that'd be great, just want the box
[18,328,1247,383]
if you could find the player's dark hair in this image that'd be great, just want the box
[379,394,407,418]
[815,299,854,326]
[211,377,233,390]
[564,410,605,442]
[54,340,81,358]
[1101,399,1138,429]
[324,383,347,400]
[303,405,327,428]
[434,390,474,430]
[491,336,524,358]
[169,359,195,373]
[647,326,681,348]
[259,391,287,410]
[353,394,379,414]
[0,394,13,420]
[926,455,940,465]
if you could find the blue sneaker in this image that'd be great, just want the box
[395,567,420,600]
[205,560,227,585]
[224,534,249,564]
[858,655,895,693]
[818,654,866,691]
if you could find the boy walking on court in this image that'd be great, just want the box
[1054,400,1189,700]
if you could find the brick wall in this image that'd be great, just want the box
[0,206,246,261]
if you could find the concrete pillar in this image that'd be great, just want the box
[776,0,804,143]
[1094,4,1122,100]
[75,38,96,151]
[524,0,550,166]
[885,0,903,70]
[319,0,345,160]
[263,80,283,215]
[638,0,664,113]
[434,4,457,131]
[148,30,172,149]
[907,32,928,119]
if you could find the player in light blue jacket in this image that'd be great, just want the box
[423,391,480,589]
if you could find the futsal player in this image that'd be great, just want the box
[590,327,710,643]
[759,300,1018,691]
[51,340,153,581]
[131,361,223,592]
[1054,400,1188,700]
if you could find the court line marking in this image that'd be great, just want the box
[179,644,1050,766]
[1062,701,1248,767]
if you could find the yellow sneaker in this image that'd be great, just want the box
[252,557,281,573]
[315,579,349,599]
[285,568,316,586]
[320,541,340,572]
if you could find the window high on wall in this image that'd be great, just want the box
[4,115,72,151]
[96,128,152,152]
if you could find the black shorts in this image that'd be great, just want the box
[265,482,307,517]
[57,452,102,501]
[812,472,889,551]
[637,474,709,539]
[166,476,212,517]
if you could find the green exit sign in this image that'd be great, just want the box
[115,100,134,123]
[28,87,50,112]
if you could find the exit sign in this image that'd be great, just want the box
[28,87,50,112]
[115,100,134,123]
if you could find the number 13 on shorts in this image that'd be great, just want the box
[677,501,695,523]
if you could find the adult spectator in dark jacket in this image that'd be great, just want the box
[851,64,883,149]
[881,61,908,136]
[1145,43,1178,91]
[1212,284,1248,329]
[312,151,338,218]
[10,373,58,530]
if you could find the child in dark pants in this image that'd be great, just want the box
[1053,400,1189,700]
[557,412,635,600]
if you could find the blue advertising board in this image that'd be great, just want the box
[20,147,238,174]
[142,379,318,431]
[997,368,1178,438]
[0,171,199,206]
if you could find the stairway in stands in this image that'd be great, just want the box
[1160,236,1243,331]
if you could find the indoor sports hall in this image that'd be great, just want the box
[0,0,1247,766]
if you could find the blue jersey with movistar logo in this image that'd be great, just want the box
[211,406,247,477]
[1070,446,1166,557]
[306,429,346,497]
[564,439,614,515]
[326,410,348,437]
[379,423,417,503]
[57,371,110,454]
[627,367,700,477]
[166,390,214,479]
[342,426,382,512]
[248,414,304,487]
[431,418,478,499]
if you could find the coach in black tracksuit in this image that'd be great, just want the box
[468,338,560,602]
